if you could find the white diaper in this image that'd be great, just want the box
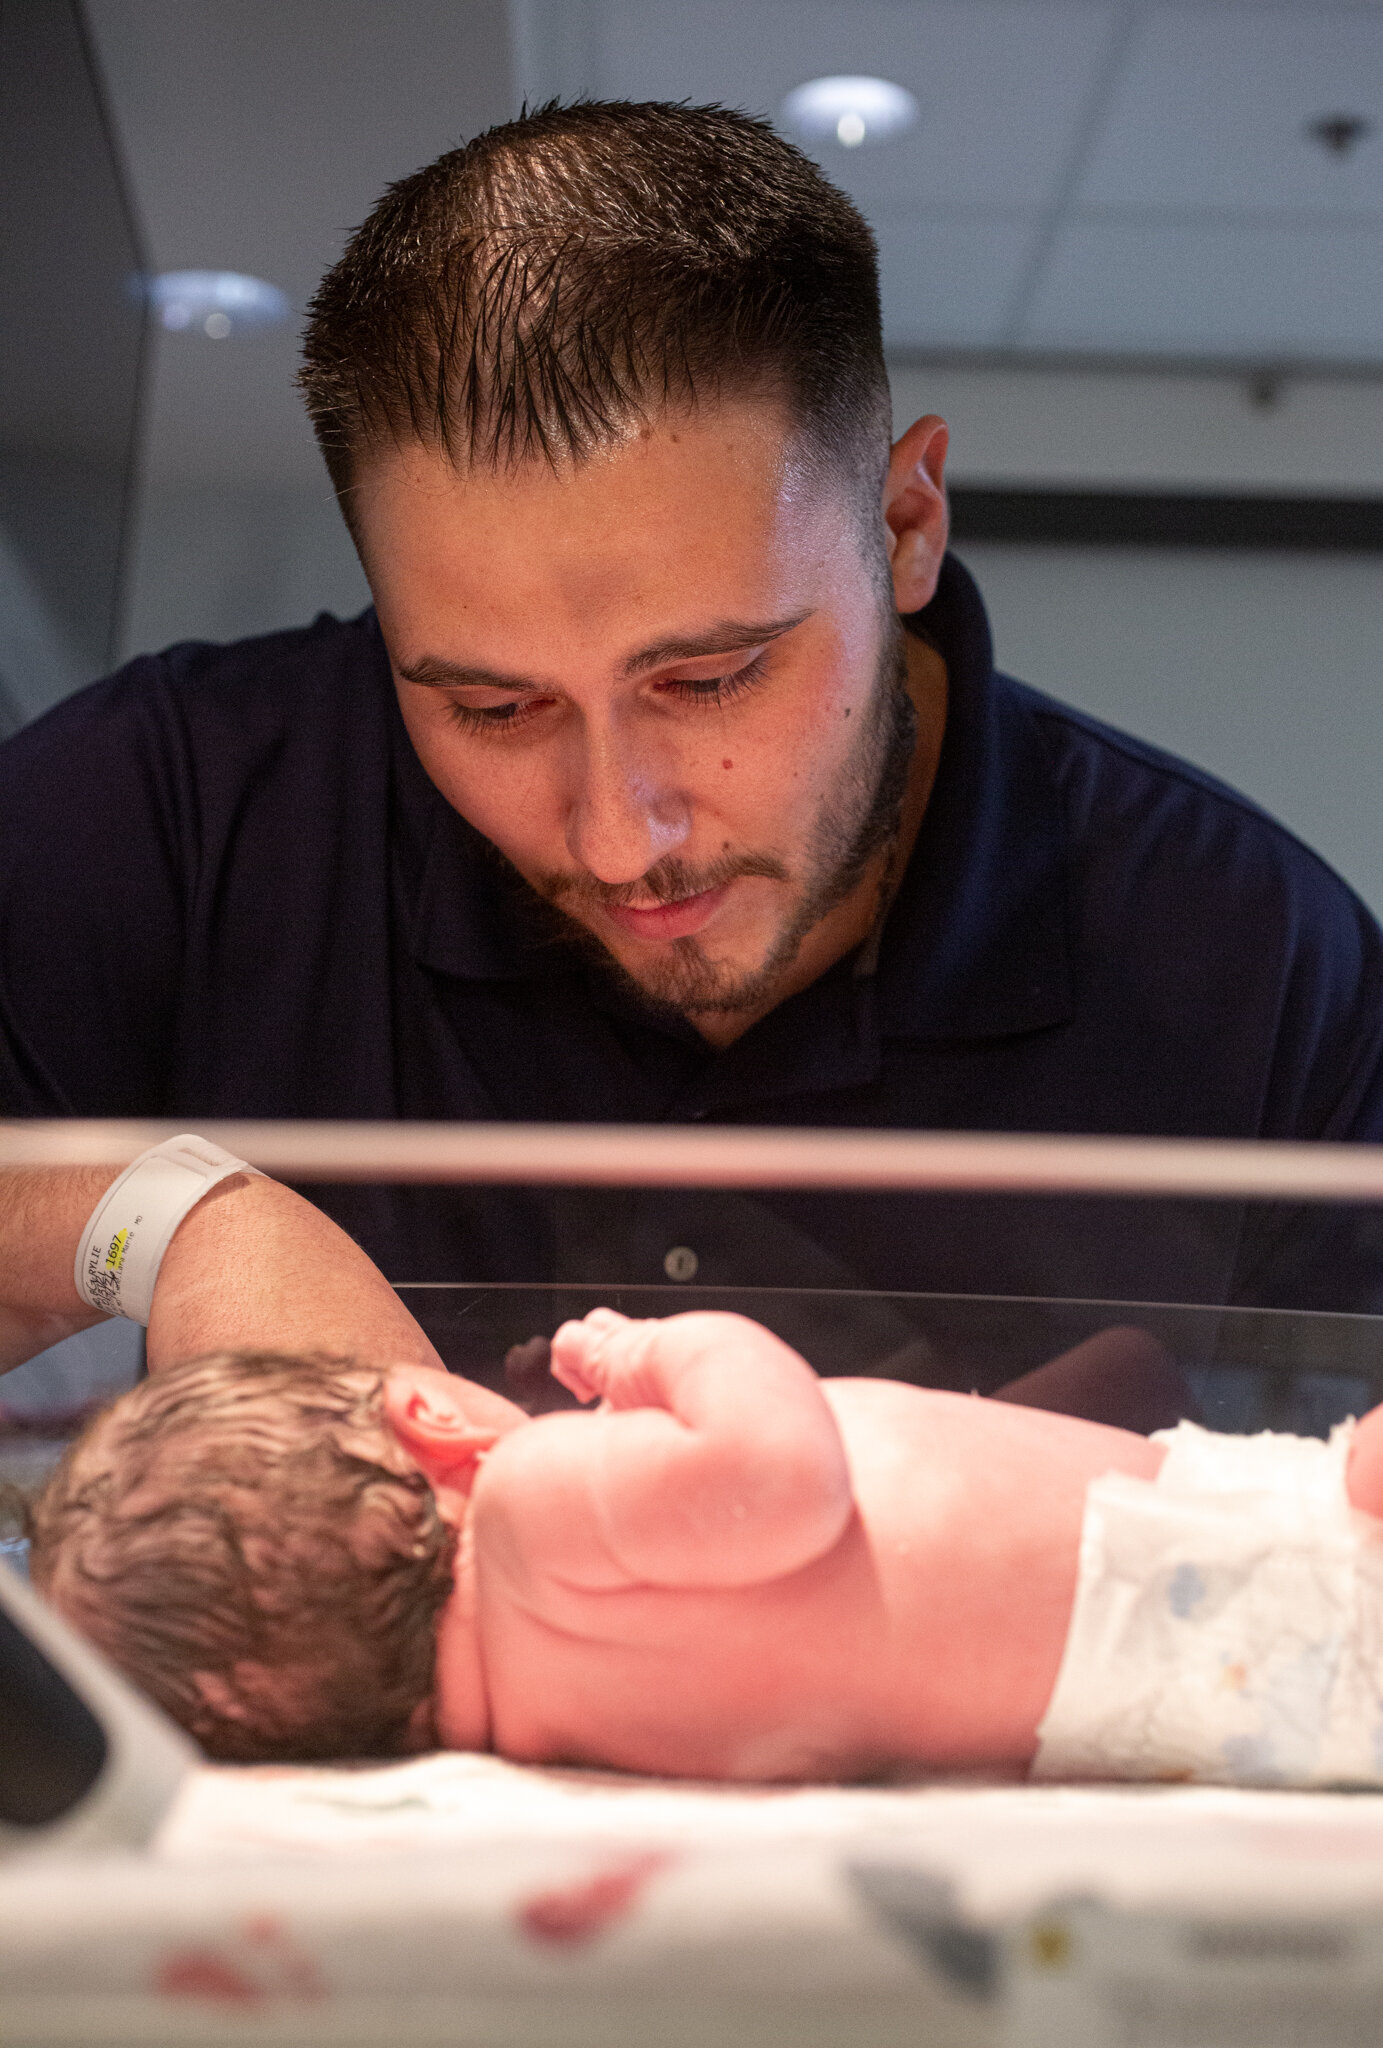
[1031,1419,1383,1787]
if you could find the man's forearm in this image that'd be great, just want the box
[146,1171,445,1373]
[0,1164,446,1377]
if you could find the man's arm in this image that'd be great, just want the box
[481,1309,854,1591]
[0,1167,447,1375]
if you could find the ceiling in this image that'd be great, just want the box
[82,0,515,486]
[526,0,1383,364]
[82,0,1383,486]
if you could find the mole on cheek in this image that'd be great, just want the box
[722,758,733,770]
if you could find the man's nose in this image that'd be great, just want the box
[563,728,691,885]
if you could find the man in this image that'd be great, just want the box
[3,100,1383,1391]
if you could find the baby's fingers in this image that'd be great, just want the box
[549,1308,630,1401]
[548,1331,599,1402]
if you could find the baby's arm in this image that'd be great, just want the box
[478,1310,854,1591]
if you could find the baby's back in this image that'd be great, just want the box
[475,1380,1159,1780]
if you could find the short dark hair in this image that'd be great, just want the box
[299,99,891,506]
[29,1353,454,1762]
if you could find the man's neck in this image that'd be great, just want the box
[690,634,948,1049]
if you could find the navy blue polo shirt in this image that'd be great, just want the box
[4,553,1383,1332]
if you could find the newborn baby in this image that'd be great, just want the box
[29,1309,1383,1784]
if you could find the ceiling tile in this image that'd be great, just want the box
[591,0,1121,209]
[1021,215,1383,355]
[875,212,1041,347]
[1076,3,1383,214]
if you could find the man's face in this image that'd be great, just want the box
[357,397,913,1031]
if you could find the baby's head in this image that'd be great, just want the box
[28,1351,513,1762]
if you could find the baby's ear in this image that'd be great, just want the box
[383,1367,501,1467]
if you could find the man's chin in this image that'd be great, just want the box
[606,930,802,1023]
[521,873,805,1023]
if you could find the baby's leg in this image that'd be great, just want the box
[1346,1401,1383,1518]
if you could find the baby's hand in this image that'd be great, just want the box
[533,1309,853,1590]
[549,1308,655,1408]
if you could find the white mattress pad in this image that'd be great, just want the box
[5,1754,1383,2046]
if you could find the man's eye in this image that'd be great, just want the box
[443,697,543,735]
[662,654,769,708]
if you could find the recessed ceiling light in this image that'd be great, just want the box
[780,76,919,150]
[148,271,290,337]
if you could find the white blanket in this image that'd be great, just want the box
[7,1756,1383,2047]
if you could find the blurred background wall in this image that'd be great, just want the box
[6,0,1383,911]
[0,0,145,732]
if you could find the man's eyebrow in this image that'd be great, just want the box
[397,656,540,691]
[620,613,812,676]
[396,613,812,692]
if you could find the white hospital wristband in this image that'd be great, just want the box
[74,1135,262,1325]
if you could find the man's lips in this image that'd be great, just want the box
[601,883,732,943]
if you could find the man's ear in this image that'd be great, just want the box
[882,414,950,616]
[383,1366,502,1473]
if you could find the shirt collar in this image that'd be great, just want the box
[394,554,1074,1039]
